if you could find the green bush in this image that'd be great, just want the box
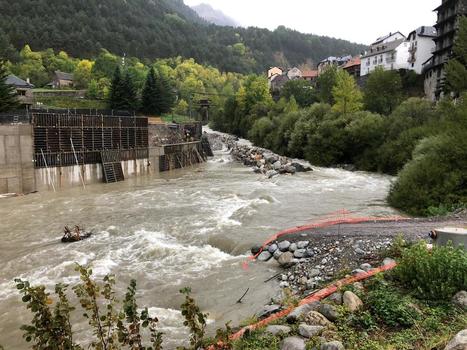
[394,241,467,300]
[365,280,420,328]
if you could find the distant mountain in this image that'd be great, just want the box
[191,3,238,27]
[0,0,366,74]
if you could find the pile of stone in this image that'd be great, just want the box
[252,237,393,295]
[207,132,312,177]
[256,289,365,350]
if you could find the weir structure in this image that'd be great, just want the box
[0,109,212,194]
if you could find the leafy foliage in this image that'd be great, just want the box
[0,59,18,112]
[394,242,467,300]
[331,69,363,114]
[445,17,467,95]
[363,67,403,115]
[178,287,207,350]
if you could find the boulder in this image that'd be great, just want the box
[327,292,343,305]
[268,243,279,254]
[360,263,373,272]
[306,248,315,257]
[343,291,363,312]
[274,249,283,260]
[281,336,306,350]
[278,240,291,251]
[382,257,396,266]
[294,249,307,258]
[266,170,279,179]
[265,325,291,336]
[289,243,298,252]
[298,324,324,338]
[278,252,296,268]
[292,162,313,172]
[256,304,281,318]
[320,341,345,350]
[444,329,467,350]
[319,303,339,322]
[297,241,310,249]
[351,269,366,275]
[286,302,321,323]
[304,311,332,327]
[452,291,467,310]
[257,251,272,262]
[252,166,262,174]
[284,165,297,174]
[309,268,321,277]
[273,161,282,170]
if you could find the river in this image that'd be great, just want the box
[0,136,398,349]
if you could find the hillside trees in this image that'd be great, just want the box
[0,60,18,112]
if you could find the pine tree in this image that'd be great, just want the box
[0,60,18,112]
[108,66,124,110]
[141,67,161,115]
[121,71,138,111]
[158,73,175,114]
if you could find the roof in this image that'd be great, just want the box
[55,71,74,81]
[5,74,34,88]
[302,70,318,78]
[271,74,290,83]
[408,26,437,40]
[362,38,405,58]
[342,56,361,69]
[372,31,405,45]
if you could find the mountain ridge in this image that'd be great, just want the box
[191,3,239,27]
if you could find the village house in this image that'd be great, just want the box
[423,0,467,100]
[302,70,319,82]
[6,75,34,108]
[360,32,409,76]
[407,26,437,74]
[50,70,74,89]
[341,56,361,78]
[267,66,283,79]
[317,55,352,75]
[286,67,303,80]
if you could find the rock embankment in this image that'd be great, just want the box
[207,132,313,177]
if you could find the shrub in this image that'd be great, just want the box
[394,241,467,300]
[366,283,420,327]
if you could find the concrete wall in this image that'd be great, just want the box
[0,124,35,194]
[35,158,150,191]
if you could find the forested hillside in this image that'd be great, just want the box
[0,0,366,74]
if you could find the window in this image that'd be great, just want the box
[17,90,26,96]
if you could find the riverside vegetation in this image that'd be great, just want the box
[3,239,466,349]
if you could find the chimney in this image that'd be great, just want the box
[26,78,30,84]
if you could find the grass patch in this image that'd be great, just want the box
[35,96,107,109]
[161,113,195,123]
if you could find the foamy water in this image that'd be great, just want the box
[0,137,398,349]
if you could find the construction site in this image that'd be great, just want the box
[0,109,212,195]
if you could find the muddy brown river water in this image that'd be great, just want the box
[0,137,398,349]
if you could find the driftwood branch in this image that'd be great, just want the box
[264,272,282,283]
[236,288,250,304]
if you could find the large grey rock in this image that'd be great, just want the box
[327,292,343,305]
[257,251,272,262]
[444,329,467,350]
[343,291,363,312]
[360,263,373,272]
[268,243,278,254]
[320,341,345,350]
[256,304,281,318]
[452,291,467,310]
[287,302,321,323]
[297,241,310,249]
[284,165,297,174]
[278,252,296,268]
[352,269,366,275]
[274,249,283,260]
[298,324,324,338]
[273,161,282,170]
[304,311,332,326]
[278,240,291,251]
[292,162,313,172]
[289,243,298,252]
[319,303,339,322]
[306,248,315,257]
[294,249,307,258]
[281,336,306,350]
[265,325,291,336]
[266,170,279,179]
[251,245,262,255]
[382,257,396,266]
[309,268,321,277]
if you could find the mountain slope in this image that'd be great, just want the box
[192,3,238,27]
[0,0,366,74]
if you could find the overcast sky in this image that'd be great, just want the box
[184,0,440,44]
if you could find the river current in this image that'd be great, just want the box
[0,135,398,348]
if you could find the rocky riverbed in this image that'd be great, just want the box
[207,132,313,177]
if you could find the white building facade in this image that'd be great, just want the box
[407,26,437,74]
[360,32,410,76]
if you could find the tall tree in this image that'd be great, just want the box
[445,17,467,95]
[121,71,138,111]
[332,69,363,114]
[0,60,18,112]
[141,67,162,115]
[158,72,175,114]
[315,65,338,104]
[108,66,124,110]
[363,67,403,115]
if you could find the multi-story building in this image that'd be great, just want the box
[423,0,467,100]
[317,55,352,75]
[360,32,409,76]
[342,56,361,78]
[407,26,437,74]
